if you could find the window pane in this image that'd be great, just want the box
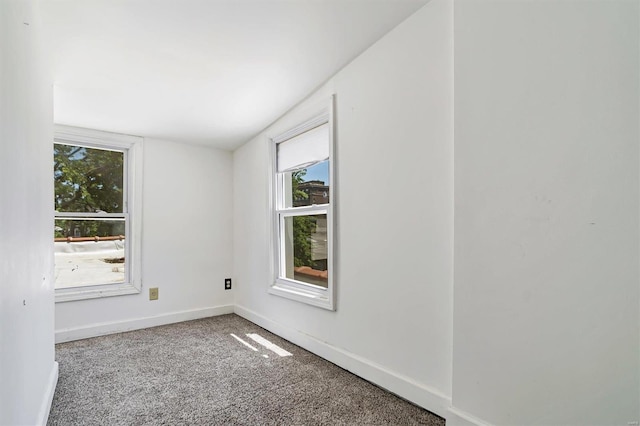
[282,214,328,288]
[283,160,330,208]
[54,218,126,289]
[54,144,124,213]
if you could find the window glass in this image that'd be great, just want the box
[54,218,126,288]
[282,214,328,288]
[54,144,124,213]
[54,143,127,290]
[54,218,125,240]
[283,160,330,208]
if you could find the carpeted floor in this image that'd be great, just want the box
[48,314,444,425]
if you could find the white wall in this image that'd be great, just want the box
[0,0,57,424]
[55,138,234,340]
[453,1,640,425]
[234,0,453,416]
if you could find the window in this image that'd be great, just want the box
[270,97,335,310]
[53,125,143,302]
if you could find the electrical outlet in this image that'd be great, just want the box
[225,278,232,290]
[149,287,159,300]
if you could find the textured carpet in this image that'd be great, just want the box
[48,314,444,425]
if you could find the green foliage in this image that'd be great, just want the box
[292,169,309,204]
[292,215,315,267]
[54,144,123,212]
[290,169,314,268]
[54,144,124,238]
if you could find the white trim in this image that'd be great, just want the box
[326,95,336,310]
[53,124,144,302]
[54,212,126,218]
[55,305,234,343]
[234,304,451,419]
[446,407,493,426]
[54,124,141,148]
[127,127,144,294]
[37,361,58,426]
[269,95,336,311]
[272,112,330,144]
[55,283,140,303]
[268,282,332,310]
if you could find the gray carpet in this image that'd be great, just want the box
[48,314,444,425]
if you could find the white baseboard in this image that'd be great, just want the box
[234,304,451,419]
[37,361,58,426]
[447,407,492,426]
[55,305,234,343]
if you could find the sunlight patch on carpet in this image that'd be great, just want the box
[246,333,293,357]
[230,333,258,351]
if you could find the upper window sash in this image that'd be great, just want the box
[274,116,331,213]
[54,139,131,215]
[275,174,330,211]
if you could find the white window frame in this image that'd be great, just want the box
[54,125,143,303]
[268,96,336,310]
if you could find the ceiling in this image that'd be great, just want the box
[45,0,428,150]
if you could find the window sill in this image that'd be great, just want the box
[55,283,140,303]
[269,279,335,311]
